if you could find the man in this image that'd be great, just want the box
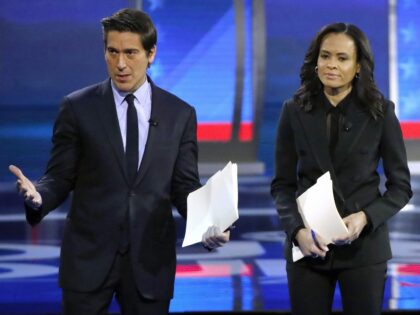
[9,8,229,315]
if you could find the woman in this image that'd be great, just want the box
[271,23,412,315]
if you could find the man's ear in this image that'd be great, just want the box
[147,45,157,65]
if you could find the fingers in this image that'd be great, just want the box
[310,242,327,258]
[311,230,329,251]
[333,238,352,246]
[296,229,327,258]
[333,229,352,245]
[336,212,367,245]
[27,191,42,207]
[21,188,42,208]
[305,241,327,259]
[208,226,228,245]
[9,165,42,208]
[15,177,36,196]
[202,226,229,250]
[9,165,25,180]
[10,165,34,191]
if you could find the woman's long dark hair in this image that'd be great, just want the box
[294,23,384,119]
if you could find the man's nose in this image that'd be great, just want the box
[117,54,127,70]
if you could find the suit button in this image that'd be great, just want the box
[129,191,136,197]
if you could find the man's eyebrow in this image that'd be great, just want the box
[123,48,140,52]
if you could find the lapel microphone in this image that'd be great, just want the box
[148,119,158,127]
[343,120,352,132]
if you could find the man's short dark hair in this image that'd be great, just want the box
[101,8,157,55]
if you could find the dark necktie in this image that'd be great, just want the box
[125,94,139,185]
[119,94,138,253]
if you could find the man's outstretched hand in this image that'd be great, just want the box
[9,165,42,209]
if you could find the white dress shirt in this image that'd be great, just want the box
[111,79,152,169]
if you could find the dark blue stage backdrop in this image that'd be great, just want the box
[261,0,391,174]
[0,0,403,181]
[0,1,420,313]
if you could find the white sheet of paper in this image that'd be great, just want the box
[292,172,349,261]
[182,161,239,247]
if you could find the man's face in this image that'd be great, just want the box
[105,31,156,93]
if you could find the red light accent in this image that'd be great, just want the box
[176,265,203,273]
[240,263,253,276]
[396,264,420,275]
[399,281,420,287]
[239,122,253,142]
[197,123,231,142]
[31,227,38,244]
[197,122,253,142]
[176,263,253,278]
[401,121,420,139]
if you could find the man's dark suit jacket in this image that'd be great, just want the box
[25,78,201,299]
[271,95,412,268]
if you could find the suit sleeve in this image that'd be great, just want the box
[170,106,201,219]
[26,96,81,225]
[363,101,412,230]
[270,101,304,239]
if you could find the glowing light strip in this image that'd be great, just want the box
[197,122,253,142]
[389,0,399,115]
[400,122,420,139]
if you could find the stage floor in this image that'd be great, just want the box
[0,174,419,314]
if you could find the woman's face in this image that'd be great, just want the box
[317,32,360,94]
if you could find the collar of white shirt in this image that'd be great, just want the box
[110,78,151,107]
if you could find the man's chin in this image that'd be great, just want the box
[114,82,134,93]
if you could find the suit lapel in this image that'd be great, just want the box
[296,102,333,174]
[96,79,130,185]
[332,102,370,170]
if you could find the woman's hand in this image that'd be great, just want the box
[295,228,329,258]
[333,211,368,245]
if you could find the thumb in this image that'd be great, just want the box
[204,226,213,239]
[342,215,353,225]
[214,226,222,235]
[9,165,25,180]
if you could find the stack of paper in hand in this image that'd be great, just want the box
[292,172,349,261]
[182,161,239,247]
